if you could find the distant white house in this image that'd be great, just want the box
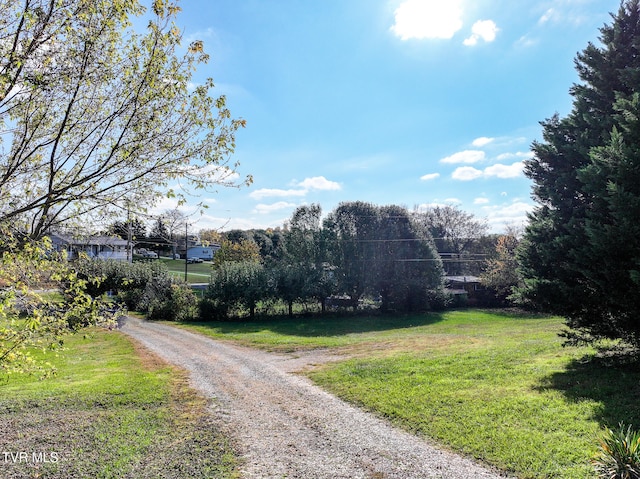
[49,233,130,261]
[186,244,220,261]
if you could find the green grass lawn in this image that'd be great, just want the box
[160,258,212,284]
[0,329,237,479]
[181,310,640,479]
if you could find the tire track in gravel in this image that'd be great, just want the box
[121,317,513,479]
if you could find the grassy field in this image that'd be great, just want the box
[0,329,237,479]
[159,258,212,284]
[181,310,640,479]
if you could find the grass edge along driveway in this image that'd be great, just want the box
[0,328,238,479]
[180,310,640,479]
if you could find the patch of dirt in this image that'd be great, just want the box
[280,334,485,368]
[258,348,349,373]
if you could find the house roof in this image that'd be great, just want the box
[187,244,221,250]
[49,233,129,247]
[445,275,480,284]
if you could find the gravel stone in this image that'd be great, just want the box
[121,317,514,479]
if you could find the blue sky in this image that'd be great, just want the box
[155,0,619,233]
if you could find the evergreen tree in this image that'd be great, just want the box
[519,0,640,346]
[149,218,170,242]
[108,219,147,241]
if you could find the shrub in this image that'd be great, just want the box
[72,258,196,321]
[199,298,229,321]
[593,423,640,479]
[205,261,270,319]
[73,258,167,300]
[425,288,453,311]
[145,279,198,322]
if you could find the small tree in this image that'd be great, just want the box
[199,228,223,246]
[205,261,269,319]
[280,205,332,313]
[481,232,521,303]
[73,257,195,321]
[375,205,444,312]
[0,236,115,376]
[323,202,381,309]
[272,263,309,317]
[212,239,262,268]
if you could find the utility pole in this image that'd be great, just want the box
[184,222,188,282]
[126,204,132,263]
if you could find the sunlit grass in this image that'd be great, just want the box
[181,310,640,478]
[161,258,212,284]
[0,329,237,478]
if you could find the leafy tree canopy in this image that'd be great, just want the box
[324,202,444,312]
[0,0,250,240]
[413,205,488,275]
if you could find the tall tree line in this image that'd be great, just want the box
[205,202,447,317]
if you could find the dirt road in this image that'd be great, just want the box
[121,317,512,479]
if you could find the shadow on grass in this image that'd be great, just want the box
[537,352,640,429]
[184,312,449,338]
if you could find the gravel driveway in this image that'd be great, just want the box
[121,317,513,479]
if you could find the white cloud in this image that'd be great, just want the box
[249,188,307,200]
[536,3,594,27]
[184,27,217,46]
[482,201,535,231]
[415,199,462,210]
[296,176,341,191]
[452,161,524,181]
[452,166,484,181]
[496,151,533,161]
[464,20,498,46]
[484,161,524,179]
[516,35,538,48]
[391,0,463,41]
[538,8,556,24]
[253,202,297,214]
[472,137,494,147]
[420,172,440,181]
[474,197,490,205]
[440,150,486,164]
[250,176,341,200]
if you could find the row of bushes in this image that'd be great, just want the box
[71,259,455,322]
[200,260,453,320]
[73,259,198,321]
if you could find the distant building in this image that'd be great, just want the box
[445,275,480,305]
[445,275,494,306]
[186,244,220,261]
[49,233,130,261]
